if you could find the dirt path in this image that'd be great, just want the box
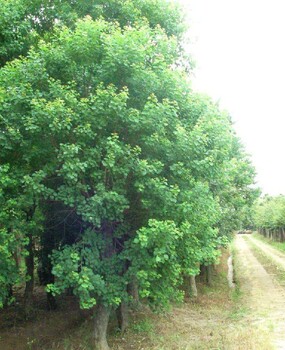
[246,235,285,270]
[235,234,285,349]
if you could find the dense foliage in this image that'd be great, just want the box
[0,0,258,348]
[254,195,285,232]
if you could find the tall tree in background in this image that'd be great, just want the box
[254,195,285,241]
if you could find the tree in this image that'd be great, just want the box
[0,1,258,349]
[0,0,185,67]
[254,195,285,241]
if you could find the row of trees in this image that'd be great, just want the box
[0,1,258,349]
[254,195,285,241]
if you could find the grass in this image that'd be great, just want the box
[130,319,154,334]
[227,243,251,321]
[229,238,275,349]
[245,236,285,286]
[47,248,273,349]
[0,246,274,350]
[252,232,285,253]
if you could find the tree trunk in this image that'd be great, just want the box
[128,278,139,303]
[24,232,34,312]
[23,205,36,313]
[13,243,22,271]
[94,303,111,350]
[116,302,129,333]
[93,221,116,349]
[47,291,57,311]
[200,264,206,282]
[3,285,13,308]
[206,265,213,287]
[262,228,265,237]
[189,275,198,297]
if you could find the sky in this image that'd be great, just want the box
[177,0,285,195]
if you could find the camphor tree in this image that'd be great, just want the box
[0,0,186,311]
[0,1,258,349]
[0,0,185,67]
[254,195,285,241]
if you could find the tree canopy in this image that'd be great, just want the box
[254,195,285,231]
[0,1,258,348]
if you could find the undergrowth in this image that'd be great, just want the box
[0,246,274,350]
[47,247,273,349]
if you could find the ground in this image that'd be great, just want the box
[235,234,285,349]
[1,234,285,349]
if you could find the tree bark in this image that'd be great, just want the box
[206,265,213,287]
[116,302,129,333]
[24,231,34,312]
[189,275,198,297]
[128,278,139,303]
[47,290,57,311]
[200,264,206,282]
[3,285,13,308]
[23,205,36,313]
[94,303,111,350]
[93,221,116,349]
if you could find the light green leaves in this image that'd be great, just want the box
[0,0,258,316]
[254,196,285,230]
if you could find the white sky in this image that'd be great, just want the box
[177,0,285,195]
